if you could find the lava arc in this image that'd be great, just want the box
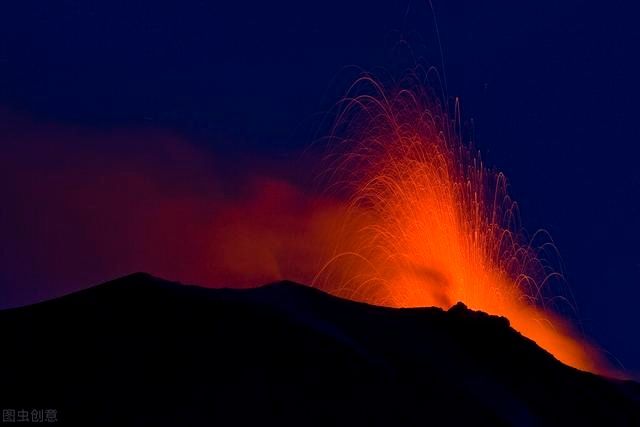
[313,73,608,375]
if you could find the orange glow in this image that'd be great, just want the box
[0,97,614,376]
[311,74,608,375]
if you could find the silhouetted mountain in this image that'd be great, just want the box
[0,273,638,426]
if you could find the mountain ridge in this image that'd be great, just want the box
[0,273,638,426]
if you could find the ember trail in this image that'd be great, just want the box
[313,73,606,375]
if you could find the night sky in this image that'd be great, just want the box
[1,1,639,374]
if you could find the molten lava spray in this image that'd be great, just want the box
[312,74,606,374]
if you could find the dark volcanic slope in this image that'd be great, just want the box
[0,273,638,426]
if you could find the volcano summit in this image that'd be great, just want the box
[0,273,637,426]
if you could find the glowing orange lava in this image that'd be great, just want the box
[312,73,608,375]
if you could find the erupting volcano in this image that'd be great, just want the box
[311,73,606,375]
[0,72,611,377]
[4,1,640,424]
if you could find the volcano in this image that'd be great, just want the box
[0,273,638,426]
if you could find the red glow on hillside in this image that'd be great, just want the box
[0,110,344,304]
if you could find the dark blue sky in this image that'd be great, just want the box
[1,1,639,373]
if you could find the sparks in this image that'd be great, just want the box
[313,72,607,375]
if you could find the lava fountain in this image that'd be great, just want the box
[312,73,607,374]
